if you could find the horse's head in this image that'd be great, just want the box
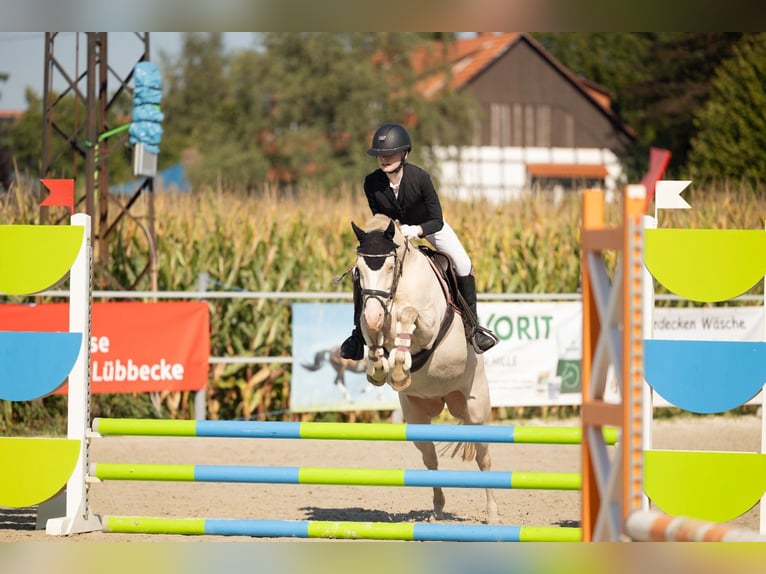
[351,216,406,334]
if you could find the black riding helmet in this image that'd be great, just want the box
[367,123,412,156]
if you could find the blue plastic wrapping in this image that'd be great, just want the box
[134,61,162,90]
[133,86,162,106]
[129,122,163,154]
[132,104,164,123]
[131,61,163,152]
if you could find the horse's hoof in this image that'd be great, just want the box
[367,375,387,387]
[427,510,443,523]
[389,376,411,391]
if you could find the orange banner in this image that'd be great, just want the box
[0,301,209,393]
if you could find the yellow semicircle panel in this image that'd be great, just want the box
[645,228,766,302]
[645,450,766,523]
[0,225,84,295]
[0,437,80,508]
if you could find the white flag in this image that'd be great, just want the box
[655,180,692,210]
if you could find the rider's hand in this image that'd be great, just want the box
[400,225,421,240]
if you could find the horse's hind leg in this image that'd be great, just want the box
[413,440,446,521]
[444,389,499,524]
[400,395,446,521]
[474,441,499,524]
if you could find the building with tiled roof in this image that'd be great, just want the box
[410,33,635,201]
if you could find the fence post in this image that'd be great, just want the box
[194,272,210,420]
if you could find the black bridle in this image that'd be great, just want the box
[356,246,405,319]
[355,240,455,373]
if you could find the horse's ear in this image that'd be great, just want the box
[351,221,366,243]
[384,220,396,242]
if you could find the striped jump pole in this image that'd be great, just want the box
[90,463,582,490]
[101,516,582,542]
[92,418,619,445]
[625,511,766,542]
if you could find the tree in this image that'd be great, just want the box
[687,34,766,184]
[0,71,7,102]
[532,33,743,179]
[158,32,479,192]
[624,33,743,176]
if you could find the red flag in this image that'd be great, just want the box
[641,148,672,212]
[40,179,75,215]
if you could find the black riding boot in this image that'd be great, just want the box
[456,274,499,354]
[340,273,365,361]
[340,328,365,361]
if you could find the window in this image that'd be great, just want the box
[490,103,570,147]
[536,105,551,147]
[490,103,511,146]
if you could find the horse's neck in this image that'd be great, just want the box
[397,247,447,306]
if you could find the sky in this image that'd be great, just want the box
[0,32,258,111]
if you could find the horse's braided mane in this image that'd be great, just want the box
[364,213,395,233]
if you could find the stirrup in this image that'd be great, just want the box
[470,327,499,355]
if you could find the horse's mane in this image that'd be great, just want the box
[363,214,405,248]
[363,213,395,232]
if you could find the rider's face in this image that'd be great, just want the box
[377,152,406,173]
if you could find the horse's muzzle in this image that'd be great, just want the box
[363,297,386,332]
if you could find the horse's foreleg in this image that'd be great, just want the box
[388,306,418,391]
[366,331,388,386]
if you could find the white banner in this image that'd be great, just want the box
[480,301,583,407]
[647,305,764,407]
[650,306,764,341]
[290,302,400,412]
[290,302,764,411]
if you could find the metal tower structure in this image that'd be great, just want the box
[40,32,157,291]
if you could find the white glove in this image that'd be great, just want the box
[400,224,421,240]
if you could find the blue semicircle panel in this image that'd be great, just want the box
[645,339,766,413]
[0,331,82,401]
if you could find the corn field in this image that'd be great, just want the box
[1,180,765,428]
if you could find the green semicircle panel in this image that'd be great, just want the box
[645,449,766,523]
[0,225,84,295]
[0,437,80,508]
[0,332,82,401]
[645,228,766,302]
[645,339,766,413]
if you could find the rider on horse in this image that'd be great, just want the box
[341,123,498,360]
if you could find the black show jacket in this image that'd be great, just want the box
[363,163,445,237]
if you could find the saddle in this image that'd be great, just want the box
[416,246,477,341]
[417,246,462,312]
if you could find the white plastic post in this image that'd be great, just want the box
[761,220,766,535]
[46,213,102,535]
[641,214,657,512]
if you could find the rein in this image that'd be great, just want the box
[357,238,453,373]
[356,242,407,319]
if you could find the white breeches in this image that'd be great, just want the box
[425,221,472,277]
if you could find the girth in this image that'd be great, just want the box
[406,248,459,373]
[409,304,455,372]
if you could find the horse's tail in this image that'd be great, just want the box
[438,440,477,462]
[301,350,330,371]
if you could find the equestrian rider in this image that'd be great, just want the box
[340,123,498,360]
